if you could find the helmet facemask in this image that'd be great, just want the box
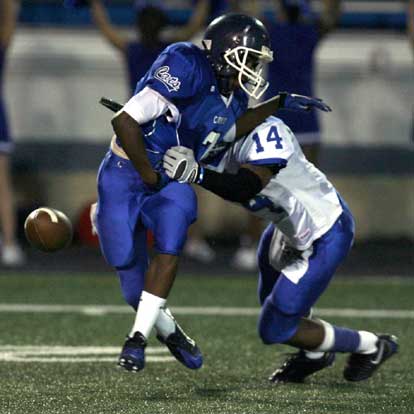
[223,46,273,100]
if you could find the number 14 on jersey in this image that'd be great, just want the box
[252,125,283,153]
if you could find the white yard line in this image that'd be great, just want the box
[0,303,413,319]
[0,346,168,355]
[0,356,175,363]
[0,345,175,363]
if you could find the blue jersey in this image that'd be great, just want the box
[125,41,168,93]
[120,42,248,169]
[265,23,320,136]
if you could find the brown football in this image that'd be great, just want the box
[24,207,73,252]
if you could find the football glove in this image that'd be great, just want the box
[279,92,332,112]
[163,146,201,184]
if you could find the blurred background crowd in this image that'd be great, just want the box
[0,0,413,272]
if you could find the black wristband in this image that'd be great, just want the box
[278,92,288,108]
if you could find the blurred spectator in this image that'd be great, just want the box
[264,0,341,165]
[90,0,209,93]
[0,0,25,266]
[91,0,216,263]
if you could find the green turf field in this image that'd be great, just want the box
[0,273,413,414]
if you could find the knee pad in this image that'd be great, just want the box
[258,297,300,344]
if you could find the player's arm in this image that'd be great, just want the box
[111,87,176,189]
[111,112,158,186]
[163,146,279,203]
[318,0,341,38]
[235,93,331,139]
[90,0,126,52]
[172,0,209,42]
[199,164,275,203]
[0,0,19,49]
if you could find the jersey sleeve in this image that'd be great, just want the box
[237,118,295,168]
[143,44,203,103]
[122,86,180,125]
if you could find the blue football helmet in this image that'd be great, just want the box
[202,13,273,100]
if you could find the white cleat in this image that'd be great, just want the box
[1,244,26,267]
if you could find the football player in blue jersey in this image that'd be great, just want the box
[163,116,399,384]
[94,12,331,373]
[90,0,218,264]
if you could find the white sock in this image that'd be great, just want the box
[155,307,177,339]
[305,351,325,359]
[356,331,378,354]
[130,291,166,339]
[304,320,334,358]
[313,320,335,352]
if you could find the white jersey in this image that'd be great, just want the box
[208,116,343,250]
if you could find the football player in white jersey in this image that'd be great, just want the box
[163,115,399,383]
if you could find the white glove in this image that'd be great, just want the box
[163,146,200,183]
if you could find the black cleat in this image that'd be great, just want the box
[269,350,335,383]
[157,324,203,370]
[343,334,398,382]
[118,331,147,372]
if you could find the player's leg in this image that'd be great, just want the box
[123,181,202,371]
[114,228,149,371]
[114,229,201,370]
[96,156,202,371]
[285,203,398,382]
[257,224,332,382]
[0,103,24,266]
[116,228,149,310]
[95,152,150,371]
[259,202,398,382]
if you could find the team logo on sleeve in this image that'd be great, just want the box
[154,66,181,92]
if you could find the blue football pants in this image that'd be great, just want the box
[257,200,355,344]
[95,151,197,308]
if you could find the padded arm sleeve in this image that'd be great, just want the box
[200,168,264,203]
